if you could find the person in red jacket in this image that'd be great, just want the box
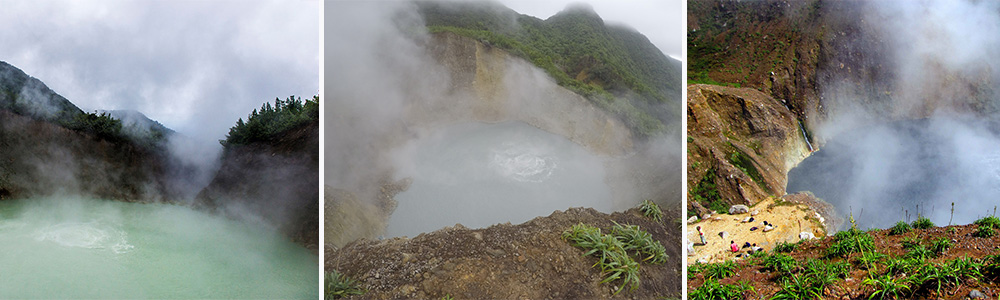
[730,240,739,252]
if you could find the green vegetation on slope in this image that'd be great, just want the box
[221,95,319,147]
[563,220,668,295]
[325,270,365,299]
[417,1,679,138]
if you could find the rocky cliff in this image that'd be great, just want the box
[196,120,319,250]
[687,84,811,215]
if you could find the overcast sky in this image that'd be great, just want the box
[0,1,319,142]
[498,0,684,60]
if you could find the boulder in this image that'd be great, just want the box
[729,205,750,214]
[799,231,816,240]
[687,215,699,224]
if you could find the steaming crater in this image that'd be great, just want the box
[385,121,613,237]
[0,197,317,298]
[787,118,1000,229]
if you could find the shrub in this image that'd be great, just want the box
[325,270,365,299]
[889,221,911,235]
[911,217,935,229]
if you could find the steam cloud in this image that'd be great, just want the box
[798,0,1000,228]
[326,2,681,243]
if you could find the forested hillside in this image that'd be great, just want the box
[416,1,681,138]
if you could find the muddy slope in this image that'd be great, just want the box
[196,121,319,250]
[327,207,681,299]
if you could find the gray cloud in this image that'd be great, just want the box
[0,0,319,142]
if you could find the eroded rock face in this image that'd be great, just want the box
[0,110,177,201]
[196,121,319,250]
[417,32,634,156]
[687,84,811,215]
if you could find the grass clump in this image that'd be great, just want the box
[611,222,668,264]
[929,237,952,255]
[563,223,639,295]
[888,221,911,235]
[701,260,739,280]
[688,279,753,300]
[759,253,798,275]
[863,273,910,299]
[325,270,365,299]
[638,199,663,222]
[773,241,798,253]
[974,215,1000,228]
[973,226,996,238]
[911,216,935,229]
[826,227,874,258]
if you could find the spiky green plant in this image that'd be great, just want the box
[911,216,935,229]
[905,244,933,261]
[863,273,910,300]
[974,216,1000,229]
[884,257,921,276]
[563,223,640,295]
[760,253,798,276]
[826,227,874,258]
[773,241,798,253]
[639,199,663,222]
[889,221,911,235]
[900,237,921,250]
[688,279,753,300]
[325,270,365,299]
[855,251,887,270]
[701,260,738,280]
[771,273,822,300]
[973,226,996,238]
[611,222,668,264]
[929,237,952,256]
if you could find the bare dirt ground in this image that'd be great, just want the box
[327,206,681,299]
[687,196,828,264]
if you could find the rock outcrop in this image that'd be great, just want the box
[196,121,319,250]
[687,84,811,215]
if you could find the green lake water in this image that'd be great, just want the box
[0,196,318,298]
